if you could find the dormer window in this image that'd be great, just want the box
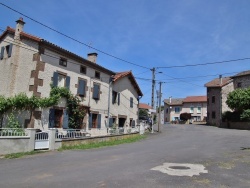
[80,65,86,74]
[59,58,67,67]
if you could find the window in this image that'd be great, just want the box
[95,71,100,79]
[77,79,86,97]
[53,72,70,89]
[190,107,194,113]
[93,83,100,100]
[197,107,201,114]
[212,96,215,103]
[6,44,13,58]
[130,97,133,108]
[0,44,13,59]
[80,65,86,74]
[166,108,169,113]
[212,111,216,119]
[237,82,242,88]
[59,58,67,67]
[112,91,118,104]
[175,107,180,113]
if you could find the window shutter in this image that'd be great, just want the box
[63,109,69,129]
[8,44,13,57]
[53,72,58,87]
[88,113,92,129]
[97,114,101,129]
[93,84,99,99]
[132,120,135,128]
[112,91,115,104]
[49,109,55,128]
[130,97,133,108]
[66,76,70,89]
[0,47,4,60]
[118,93,120,105]
[78,79,85,96]
[109,118,113,127]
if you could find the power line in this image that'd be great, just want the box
[157,58,250,69]
[0,3,150,70]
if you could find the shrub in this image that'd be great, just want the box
[180,113,191,121]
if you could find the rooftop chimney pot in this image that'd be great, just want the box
[87,53,98,63]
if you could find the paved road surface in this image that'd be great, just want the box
[1,124,250,188]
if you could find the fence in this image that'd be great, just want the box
[0,128,28,137]
[56,129,91,139]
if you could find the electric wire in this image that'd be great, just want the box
[0,3,151,70]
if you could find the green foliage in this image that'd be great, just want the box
[59,134,146,151]
[222,111,241,122]
[226,87,250,111]
[240,109,250,121]
[5,150,43,159]
[6,113,22,129]
[180,112,191,121]
[50,86,86,129]
[139,109,148,118]
[226,87,250,122]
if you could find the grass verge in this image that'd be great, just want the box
[4,150,44,159]
[59,134,146,151]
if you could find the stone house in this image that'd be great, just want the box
[163,96,207,123]
[0,18,143,135]
[205,71,250,127]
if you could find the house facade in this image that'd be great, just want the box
[205,71,250,127]
[0,18,143,135]
[164,96,207,123]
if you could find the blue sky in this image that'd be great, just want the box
[1,0,250,105]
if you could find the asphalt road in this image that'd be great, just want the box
[1,124,250,188]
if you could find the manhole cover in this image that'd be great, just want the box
[151,163,208,177]
[169,166,191,170]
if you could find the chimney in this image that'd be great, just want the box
[15,17,25,40]
[219,75,222,85]
[87,53,98,63]
[169,96,172,104]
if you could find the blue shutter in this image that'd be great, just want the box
[132,120,135,128]
[0,47,4,60]
[53,72,58,87]
[49,109,55,128]
[78,80,85,96]
[8,44,13,57]
[63,109,69,129]
[97,114,101,129]
[66,76,70,89]
[93,84,99,99]
[109,118,113,127]
[118,93,120,105]
[88,113,92,129]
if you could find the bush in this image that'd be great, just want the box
[222,111,241,122]
[180,113,191,121]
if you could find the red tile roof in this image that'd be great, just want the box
[183,96,207,103]
[231,70,250,78]
[139,103,152,109]
[164,98,184,106]
[113,71,143,96]
[204,77,232,87]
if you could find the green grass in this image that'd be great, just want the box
[4,150,44,159]
[59,135,146,151]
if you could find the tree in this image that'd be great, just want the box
[180,112,191,121]
[226,87,250,121]
[139,109,149,119]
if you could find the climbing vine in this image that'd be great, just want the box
[0,86,86,129]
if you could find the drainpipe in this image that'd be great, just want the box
[107,76,114,130]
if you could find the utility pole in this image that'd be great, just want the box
[151,67,155,109]
[158,82,163,132]
[151,67,156,133]
[107,77,114,130]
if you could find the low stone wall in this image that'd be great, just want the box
[220,122,250,130]
[61,133,139,148]
[0,137,30,155]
